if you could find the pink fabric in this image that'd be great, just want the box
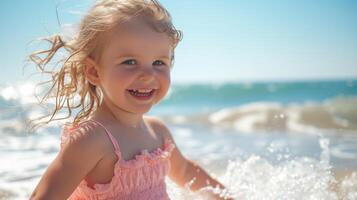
[60,120,175,200]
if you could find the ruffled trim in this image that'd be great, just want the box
[71,182,170,200]
[72,138,175,197]
[119,138,175,168]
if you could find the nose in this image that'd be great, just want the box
[138,67,155,82]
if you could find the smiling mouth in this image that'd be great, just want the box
[127,88,156,99]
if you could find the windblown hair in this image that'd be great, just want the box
[29,0,182,130]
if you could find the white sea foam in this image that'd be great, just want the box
[0,82,37,104]
[165,138,357,200]
[205,97,357,134]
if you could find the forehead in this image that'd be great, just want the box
[100,20,172,58]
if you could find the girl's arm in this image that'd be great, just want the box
[30,125,107,200]
[148,117,232,200]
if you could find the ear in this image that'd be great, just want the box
[84,57,101,86]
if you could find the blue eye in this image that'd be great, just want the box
[153,60,166,66]
[122,59,136,65]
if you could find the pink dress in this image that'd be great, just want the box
[60,119,176,200]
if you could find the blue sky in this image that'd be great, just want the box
[0,0,356,84]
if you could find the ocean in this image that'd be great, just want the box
[0,79,356,199]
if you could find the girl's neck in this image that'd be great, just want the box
[93,101,145,129]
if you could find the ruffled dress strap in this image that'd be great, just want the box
[61,119,122,160]
[87,119,122,158]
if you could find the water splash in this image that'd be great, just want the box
[166,137,357,200]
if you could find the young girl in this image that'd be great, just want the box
[29,0,232,199]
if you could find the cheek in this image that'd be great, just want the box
[101,74,130,97]
[159,70,170,84]
[111,69,135,83]
[158,72,171,95]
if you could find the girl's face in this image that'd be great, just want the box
[95,21,173,114]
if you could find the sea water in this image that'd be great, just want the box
[0,80,356,199]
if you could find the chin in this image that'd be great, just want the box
[131,105,153,114]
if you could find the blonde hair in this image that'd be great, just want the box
[29,0,182,130]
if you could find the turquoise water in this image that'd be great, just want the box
[151,79,357,115]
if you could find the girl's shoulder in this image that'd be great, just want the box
[144,115,167,129]
[144,116,173,141]
[60,120,112,154]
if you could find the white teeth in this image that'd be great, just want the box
[134,89,153,93]
[128,88,154,98]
